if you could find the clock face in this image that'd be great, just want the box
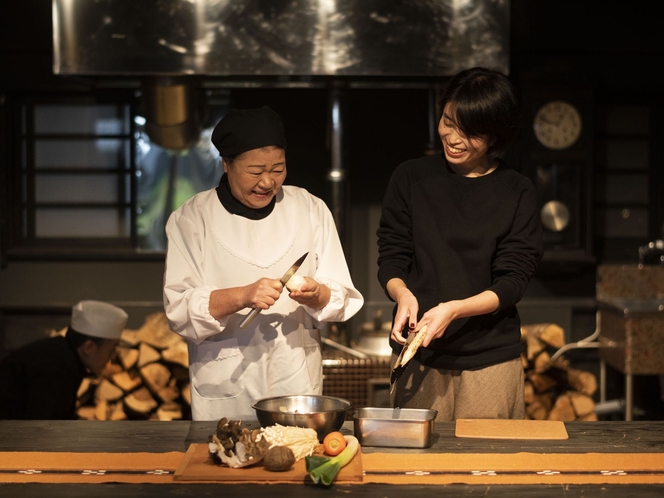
[533,101,582,150]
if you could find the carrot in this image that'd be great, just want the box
[307,435,359,486]
[322,431,347,456]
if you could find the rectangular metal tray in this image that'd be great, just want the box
[353,407,437,448]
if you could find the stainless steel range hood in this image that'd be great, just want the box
[53,0,510,77]
[52,0,510,233]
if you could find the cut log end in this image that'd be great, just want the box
[522,322,597,422]
[75,312,191,421]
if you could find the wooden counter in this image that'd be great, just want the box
[1,420,663,497]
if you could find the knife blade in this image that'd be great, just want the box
[390,325,428,394]
[238,252,309,330]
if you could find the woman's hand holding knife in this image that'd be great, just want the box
[386,278,419,345]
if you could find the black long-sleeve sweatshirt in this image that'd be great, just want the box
[377,154,543,370]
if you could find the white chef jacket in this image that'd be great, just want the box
[163,186,363,421]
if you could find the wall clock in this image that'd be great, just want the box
[519,87,594,266]
[533,100,582,150]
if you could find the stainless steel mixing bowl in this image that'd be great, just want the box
[251,394,352,441]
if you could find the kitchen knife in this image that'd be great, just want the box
[390,325,428,394]
[238,252,309,330]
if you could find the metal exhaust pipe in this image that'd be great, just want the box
[142,77,204,151]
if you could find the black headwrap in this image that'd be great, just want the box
[211,106,287,157]
[213,106,285,219]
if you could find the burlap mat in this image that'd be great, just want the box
[0,451,183,483]
[2,450,664,485]
[362,452,664,484]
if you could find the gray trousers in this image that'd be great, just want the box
[390,355,525,422]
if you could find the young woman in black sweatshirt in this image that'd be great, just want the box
[377,67,543,421]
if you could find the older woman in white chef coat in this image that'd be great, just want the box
[163,106,363,421]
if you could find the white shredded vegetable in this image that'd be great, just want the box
[259,424,319,461]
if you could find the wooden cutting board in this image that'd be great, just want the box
[174,443,363,482]
[455,419,569,440]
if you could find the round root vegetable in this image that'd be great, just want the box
[263,445,296,472]
[323,431,347,456]
[285,275,306,292]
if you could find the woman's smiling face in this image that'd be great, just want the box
[438,103,493,172]
[223,146,287,209]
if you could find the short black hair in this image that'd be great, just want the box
[65,326,107,348]
[438,67,521,158]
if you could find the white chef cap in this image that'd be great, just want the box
[70,300,128,340]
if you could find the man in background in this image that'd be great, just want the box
[0,300,128,420]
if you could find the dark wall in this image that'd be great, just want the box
[509,0,664,289]
[511,1,663,69]
[230,86,431,207]
[1,1,63,91]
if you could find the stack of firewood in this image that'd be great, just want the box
[50,316,597,422]
[51,312,192,421]
[521,323,598,421]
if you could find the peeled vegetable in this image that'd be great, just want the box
[398,325,428,367]
[285,274,306,292]
[306,435,359,486]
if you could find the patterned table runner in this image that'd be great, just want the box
[2,450,664,485]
